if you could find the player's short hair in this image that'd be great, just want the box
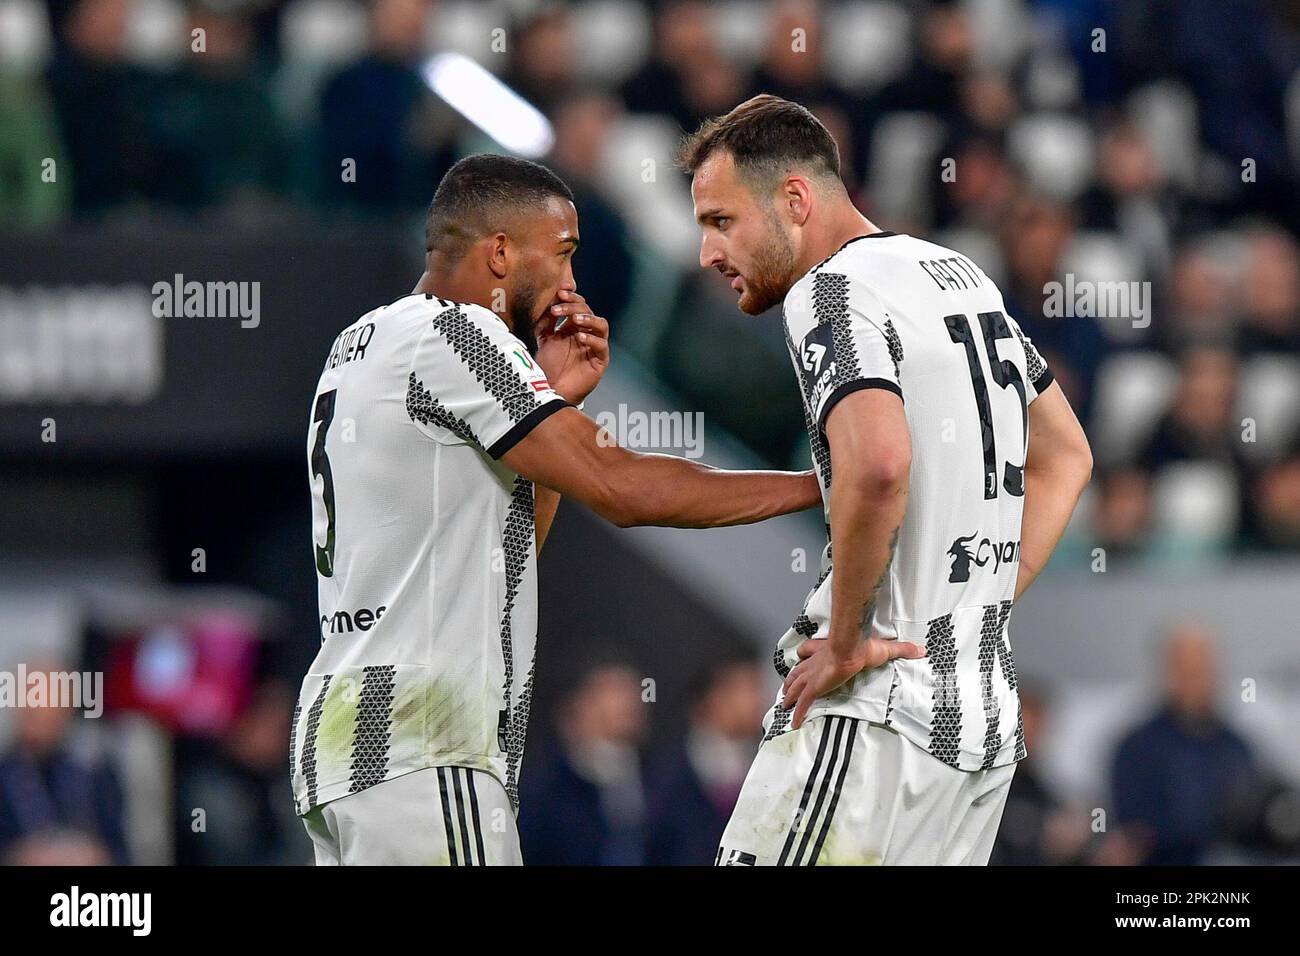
[425,154,574,258]
[675,94,841,190]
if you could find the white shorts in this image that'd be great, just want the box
[301,766,522,866]
[717,715,1015,866]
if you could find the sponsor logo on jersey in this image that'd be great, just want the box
[320,604,388,636]
[800,324,837,411]
[947,532,1020,583]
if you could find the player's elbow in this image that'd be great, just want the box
[837,453,910,506]
[856,447,912,496]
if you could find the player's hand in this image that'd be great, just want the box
[781,634,926,729]
[534,290,610,405]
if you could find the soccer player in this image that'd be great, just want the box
[291,154,821,865]
[679,96,1093,865]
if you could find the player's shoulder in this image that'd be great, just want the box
[782,232,905,327]
[387,292,499,326]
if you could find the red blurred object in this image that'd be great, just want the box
[103,613,260,736]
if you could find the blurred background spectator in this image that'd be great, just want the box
[1111,622,1265,865]
[0,660,129,865]
[518,662,648,866]
[644,658,767,865]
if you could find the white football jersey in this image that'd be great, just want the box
[289,293,569,816]
[768,232,1055,771]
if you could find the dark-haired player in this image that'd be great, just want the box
[679,96,1093,865]
[291,153,820,865]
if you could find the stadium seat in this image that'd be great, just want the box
[1090,351,1178,465]
[597,114,701,267]
[1150,461,1239,551]
[1237,354,1300,462]
[570,0,652,84]
[1061,230,1150,343]
[426,0,505,65]
[122,0,186,67]
[0,0,49,73]
[712,0,768,66]
[1007,112,1095,201]
[966,0,1031,70]
[1127,81,1200,191]
[823,1,912,92]
[281,0,369,66]
[868,112,946,222]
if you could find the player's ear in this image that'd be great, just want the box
[486,232,509,279]
[783,175,813,227]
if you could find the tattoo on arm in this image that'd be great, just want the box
[858,526,900,637]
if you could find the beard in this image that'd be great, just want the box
[507,278,541,354]
[736,217,798,315]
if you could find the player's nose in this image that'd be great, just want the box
[700,235,724,270]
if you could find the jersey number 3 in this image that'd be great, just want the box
[311,389,338,577]
[945,311,1027,500]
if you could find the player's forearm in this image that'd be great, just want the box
[1015,458,1090,599]
[534,485,561,554]
[825,468,908,657]
[617,455,820,528]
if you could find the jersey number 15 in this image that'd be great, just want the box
[945,311,1028,500]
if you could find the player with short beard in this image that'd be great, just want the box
[679,96,1093,866]
[291,153,822,865]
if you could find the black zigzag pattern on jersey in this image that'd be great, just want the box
[499,476,535,811]
[348,664,396,792]
[815,272,860,384]
[764,705,793,741]
[430,305,539,423]
[1012,323,1047,383]
[883,318,904,378]
[288,700,300,791]
[782,311,833,487]
[301,675,332,808]
[993,599,1027,761]
[406,372,477,445]
[925,613,961,767]
[977,606,1003,770]
[883,666,900,726]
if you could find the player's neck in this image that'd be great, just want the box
[795,209,884,278]
[413,266,515,331]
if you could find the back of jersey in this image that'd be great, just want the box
[776,232,1054,771]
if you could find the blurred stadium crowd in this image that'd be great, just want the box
[1,0,1299,866]
[3,0,1300,556]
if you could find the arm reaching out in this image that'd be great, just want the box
[500,406,821,528]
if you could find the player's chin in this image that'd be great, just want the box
[737,288,775,316]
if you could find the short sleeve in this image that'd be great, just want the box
[406,301,569,458]
[1006,313,1054,404]
[787,271,904,435]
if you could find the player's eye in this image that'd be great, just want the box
[715,217,730,229]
